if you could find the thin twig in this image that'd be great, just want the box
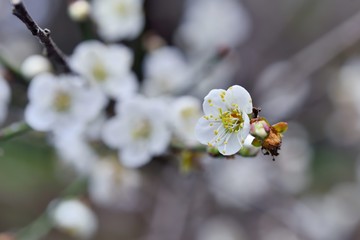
[10,0,72,74]
[15,177,88,240]
[0,121,31,142]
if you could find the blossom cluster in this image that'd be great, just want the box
[0,0,292,238]
[8,0,262,171]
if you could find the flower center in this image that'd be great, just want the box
[180,107,196,119]
[219,108,244,133]
[116,2,129,16]
[132,119,151,140]
[92,62,107,82]
[53,91,72,112]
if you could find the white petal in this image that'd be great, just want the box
[148,121,171,155]
[217,133,242,155]
[28,73,57,105]
[203,89,227,116]
[120,147,151,168]
[25,105,56,131]
[71,87,106,121]
[239,113,251,140]
[102,117,129,148]
[225,85,253,114]
[104,73,138,100]
[106,44,133,72]
[195,117,222,145]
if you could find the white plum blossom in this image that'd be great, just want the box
[25,73,106,132]
[50,199,98,239]
[102,96,171,168]
[52,132,99,175]
[89,159,142,210]
[205,156,271,209]
[171,96,202,147]
[68,0,91,21]
[20,54,52,79]
[0,75,10,124]
[91,0,144,41]
[195,85,253,155]
[69,41,138,100]
[142,46,191,97]
[197,217,248,240]
[176,0,251,56]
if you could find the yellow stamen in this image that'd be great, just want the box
[53,91,71,112]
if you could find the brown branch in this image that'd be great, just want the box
[10,0,72,74]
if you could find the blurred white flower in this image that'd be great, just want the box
[260,227,300,240]
[50,199,98,239]
[197,217,248,240]
[0,74,10,124]
[195,85,253,155]
[321,183,360,238]
[102,96,171,168]
[176,0,251,56]
[52,132,99,175]
[20,54,52,79]
[142,46,191,97]
[25,73,106,132]
[273,123,312,194]
[70,41,138,100]
[329,58,360,106]
[205,156,271,209]
[170,96,202,147]
[68,0,91,22]
[292,184,360,240]
[89,159,142,210]
[91,0,144,41]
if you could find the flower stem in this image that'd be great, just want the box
[0,121,31,142]
[15,177,88,240]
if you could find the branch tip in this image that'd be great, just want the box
[10,0,21,5]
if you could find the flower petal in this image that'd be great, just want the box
[203,89,227,116]
[217,133,242,155]
[225,85,253,114]
[25,105,56,131]
[102,117,129,148]
[239,113,251,140]
[195,117,222,145]
[120,146,151,168]
[104,73,138,100]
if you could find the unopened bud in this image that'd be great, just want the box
[21,55,52,79]
[68,0,91,22]
[50,199,98,239]
[250,119,270,139]
[239,135,260,157]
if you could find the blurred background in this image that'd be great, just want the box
[2,0,360,239]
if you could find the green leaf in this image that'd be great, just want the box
[272,122,288,133]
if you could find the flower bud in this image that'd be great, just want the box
[20,55,52,79]
[50,199,98,239]
[68,0,91,22]
[250,119,270,139]
[239,135,260,157]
